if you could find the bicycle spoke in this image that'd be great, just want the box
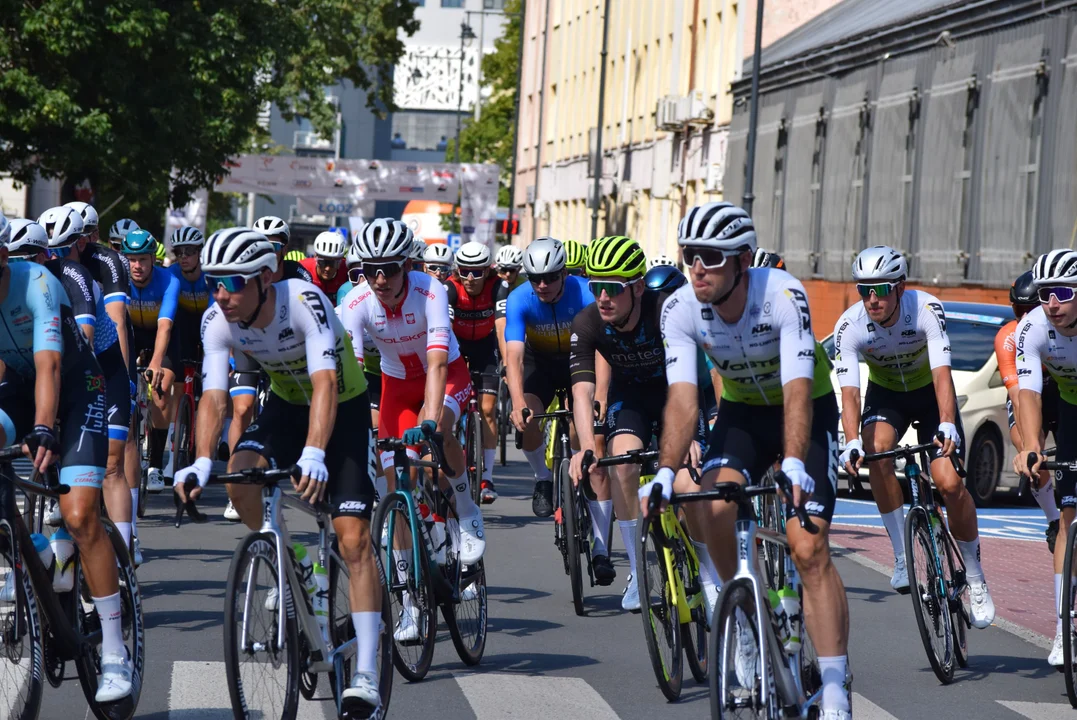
[0,528,41,720]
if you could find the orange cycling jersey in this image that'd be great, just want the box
[995,319,1019,389]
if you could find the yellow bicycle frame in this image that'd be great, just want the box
[640,474,705,625]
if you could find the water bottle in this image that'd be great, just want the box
[312,562,330,646]
[767,588,791,647]
[292,543,318,615]
[48,529,75,593]
[778,586,802,654]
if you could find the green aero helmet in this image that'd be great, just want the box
[586,235,646,279]
[120,229,158,256]
[563,240,588,270]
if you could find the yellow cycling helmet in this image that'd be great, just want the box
[563,240,588,275]
[284,249,306,263]
[154,240,167,264]
[586,235,646,279]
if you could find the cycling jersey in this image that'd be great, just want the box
[995,319,1020,389]
[283,259,313,283]
[569,290,667,386]
[661,268,832,406]
[129,267,179,333]
[1015,306,1077,404]
[444,276,511,342]
[202,279,366,405]
[832,290,950,392]
[43,259,119,356]
[300,257,348,298]
[504,275,595,359]
[339,271,460,380]
[169,265,210,316]
[79,242,130,306]
[336,280,382,376]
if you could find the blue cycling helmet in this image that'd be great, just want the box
[120,229,158,255]
[644,265,687,293]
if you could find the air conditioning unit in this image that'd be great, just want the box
[685,89,715,126]
[656,96,684,131]
[617,180,634,204]
[294,130,334,153]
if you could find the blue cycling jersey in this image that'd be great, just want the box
[129,266,179,331]
[89,283,119,356]
[504,274,595,358]
[169,264,210,316]
[0,263,70,379]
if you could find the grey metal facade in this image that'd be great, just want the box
[727,1,1077,287]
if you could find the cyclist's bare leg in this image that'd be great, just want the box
[229,393,255,452]
[607,433,643,524]
[1057,507,1075,574]
[226,449,269,532]
[787,518,849,656]
[862,421,903,514]
[102,438,131,543]
[698,466,744,583]
[930,456,977,541]
[334,516,382,611]
[61,487,119,596]
[480,392,497,451]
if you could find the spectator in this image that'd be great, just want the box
[436,135,448,151]
[391,132,407,149]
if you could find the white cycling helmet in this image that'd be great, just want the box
[647,254,676,270]
[109,218,140,241]
[354,219,414,260]
[64,201,99,230]
[253,215,290,243]
[456,241,491,267]
[38,206,85,248]
[424,243,453,265]
[170,226,205,248]
[1033,249,1077,286]
[852,245,908,282]
[0,212,8,246]
[677,202,756,252]
[523,237,566,274]
[313,231,347,259]
[409,238,427,261]
[346,241,364,267]
[201,227,278,276]
[7,219,49,255]
[495,244,523,268]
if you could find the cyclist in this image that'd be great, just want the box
[0,213,132,701]
[284,249,307,263]
[563,239,588,277]
[173,227,384,715]
[643,201,850,719]
[834,245,995,627]
[751,247,786,269]
[444,241,511,503]
[336,242,383,442]
[168,227,209,361]
[996,270,1060,551]
[504,237,596,516]
[300,230,349,299]
[646,254,676,270]
[495,245,524,289]
[409,237,427,273]
[253,216,313,284]
[155,241,169,267]
[108,218,139,257]
[423,243,453,282]
[121,229,180,495]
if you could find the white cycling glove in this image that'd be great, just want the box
[937,422,961,448]
[781,457,814,495]
[176,457,213,489]
[839,438,864,469]
[297,446,329,484]
[638,467,676,504]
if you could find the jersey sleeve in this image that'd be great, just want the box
[660,289,699,387]
[424,279,453,354]
[773,278,817,386]
[1016,316,1047,394]
[495,280,511,319]
[832,311,863,389]
[919,295,952,369]
[338,287,366,366]
[58,263,97,326]
[443,280,458,321]
[199,307,233,392]
[995,323,1019,389]
[568,308,598,385]
[295,286,340,376]
[504,285,527,343]
[95,247,130,305]
[159,272,180,323]
[29,269,65,354]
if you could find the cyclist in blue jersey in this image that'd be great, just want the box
[0,221,133,701]
[504,237,596,516]
[168,226,209,360]
[121,230,179,493]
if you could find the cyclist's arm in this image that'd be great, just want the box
[996,326,1024,442]
[504,288,527,408]
[930,366,958,425]
[32,350,61,431]
[294,288,342,446]
[149,274,180,369]
[306,369,338,449]
[840,386,863,444]
[833,312,864,441]
[337,290,365,366]
[593,352,610,421]
[495,280,510,361]
[193,388,227,460]
[422,350,449,424]
[422,279,454,424]
[658,292,700,469]
[783,377,813,464]
[194,307,234,458]
[774,280,818,464]
[569,311,598,452]
[1016,317,1047,453]
[105,302,130,369]
[920,298,955,423]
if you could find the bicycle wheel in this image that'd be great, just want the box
[173,394,194,474]
[562,461,585,616]
[710,578,776,719]
[466,411,483,506]
[638,513,683,701]
[940,532,969,670]
[497,380,509,467]
[905,507,954,684]
[443,559,488,666]
[75,519,145,720]
[0,522,43,720]
[372,493,436,682]
[796,592,822,717]
[1064,523,1077,707]
[679,530,708,683]
[223,532,300,720]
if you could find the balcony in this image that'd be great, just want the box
[293,130,335,154]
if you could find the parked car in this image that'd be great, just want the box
[821,301,1024,506]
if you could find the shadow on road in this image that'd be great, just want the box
[487,615,562,637]
[471,650,601,675]
[954,652,1060,682]
[842,585,895,604]
[145,608,224,632]
[486,585,551,603]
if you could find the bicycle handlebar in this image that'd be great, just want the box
[174,465,302,528]
[850,431,967,479]
[651,471,818,534]
[0,445,69,498]
[1028,452,1073,474]
[377,426,456,477]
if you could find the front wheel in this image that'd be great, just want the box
[709,579,774,719]
[562,460,585,616]
[173,394,194,474]
[443,559,488,666]
[466,411,483,506]
[905,507,955,684]
[0,522,43,720]
[639,513,683,702]
[1063,522,1077,707]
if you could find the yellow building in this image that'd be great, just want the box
[512,0,744,258]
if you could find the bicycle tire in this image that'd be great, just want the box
[905,506,954,684]
[497,382,509,467]
[561,460,585,616]
[173,394,194,476]
[710,578,776,719]
[136,397,150,518]
[443,559,488,666]
[223,531,300,720]
[372,493,437,682]
[680,530,708,683]
[940,532,969,670]
[467,411,483,506]
[639,513,683,701]
[0,522,43,720]
[1064,523,1077,707]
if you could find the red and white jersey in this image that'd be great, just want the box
[340,271,461,380]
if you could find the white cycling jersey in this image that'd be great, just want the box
[339,270,460,380]
[1015,305,1077,404]
[661,267,832,406]
[201,279,365,405]
[832,289,950,392]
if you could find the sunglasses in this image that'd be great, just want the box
[427,264,451,275]
[347,266,364,284]
[270,241,284,253]
[856,282,899,299]
[361,260,405,279]
[457,266,487,279]
[589,278,639,298]
[174,246,201,258]
[316,257,339,266]
[1039,286,1077,304]
[206,273,258,293]
[50,246,74,258]
[528,271,562,287]
[567,268,586,277]
[680,246,731,269]
[497,266,519,274]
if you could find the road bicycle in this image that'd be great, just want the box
[496,368,510,467]
[552,446,610,617]
[853,436,970,684]
[132,365,153,519]
[373,427,488,682]
[169,360,207,528]
[0,445,145,720]
[181,465,393,719]
[457,371,485,506]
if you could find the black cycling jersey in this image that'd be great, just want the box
[79,242,130,304]
[44,259,96,321]
[568,290,668,386]
[284,259,312,283]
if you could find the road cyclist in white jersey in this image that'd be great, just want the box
[172,227,385,716]
[1015,249,1077,666]
[339,218,486,642]
[833,245,996,628]
[641,201,851,720]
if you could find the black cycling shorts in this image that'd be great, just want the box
[99,343,131,443]
[1053,399,1077,510]
[230,350,261,399]
[522,349,571,409]
[365,371,382,411]
[605,382,710,448]
[172,309,204,368]
[700,395,839,523]
[1006,377,1059,433]
[235,392,377,519]
[459,336,499,395]
[132,328,178,374]
[862,381,965,461]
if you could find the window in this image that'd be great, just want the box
[392,111,462,151]
[484,0,506,8]
[412,0,425,5]
[441,0,464,7]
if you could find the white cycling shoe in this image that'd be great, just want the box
[734,608,758,688]
[1050,629,1066,667]
[341,671,380,717]
[223,501,240,522]
[821,710,851,720]
[969,578,995,629]
[455,508,486,564]
[146,468,165,493]
[265,586,279,612]
[0,570,14,603]
[394,605,420,643]
[132,538,143,567]
[44,500,62,527]
[621,574,640,612]
[95,653,133,703]
[890,555,909,593]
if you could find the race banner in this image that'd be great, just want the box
[164,188,209,244]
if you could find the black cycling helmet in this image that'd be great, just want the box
[644,265,687,293]
[1010,270,1036,306]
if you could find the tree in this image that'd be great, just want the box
[444,0,521,208]
[0,0,418,227]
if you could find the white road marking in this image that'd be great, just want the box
[169,660,330,719]
[455,673,621,719]
[852,692,900,719]
[997,700,1076,719]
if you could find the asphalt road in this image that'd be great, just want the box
[34,449,1077,719]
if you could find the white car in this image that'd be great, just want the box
[821,301,1023,506]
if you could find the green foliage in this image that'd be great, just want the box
[444,0,521,208]
[0,0,418,222]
